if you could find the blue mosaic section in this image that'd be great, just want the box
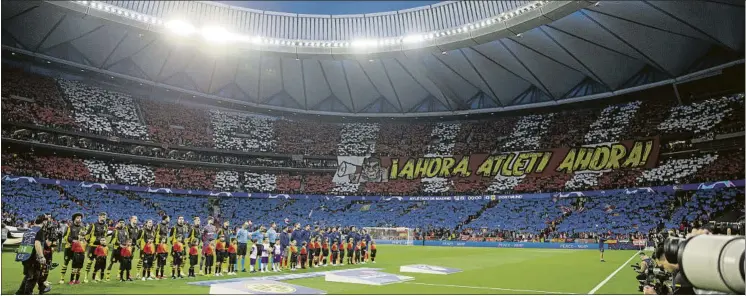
[3,175,742,201]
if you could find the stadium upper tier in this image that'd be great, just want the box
[2,66,745,195]
[2,0,743,115]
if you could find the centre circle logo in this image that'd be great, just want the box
[245,283,297,294]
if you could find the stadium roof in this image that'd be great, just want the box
[2,1,744,117]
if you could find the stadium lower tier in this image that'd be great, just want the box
[2,179,742,242]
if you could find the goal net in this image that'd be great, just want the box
[363,227,414,246]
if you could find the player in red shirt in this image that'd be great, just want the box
[370,240,377,263]
[345,239,354,265]
[215,236,226,276]
[69,231,87,284]
[203,241,215,276]
[171,239,185,279]
[354,241,363,264]
[142,238,156,280]
[92,238,108,282]
[330,239,339,266]
[299,242,308,269]
[338,240,346,266]
[314,239,322,267]
[360,240,368,264]
[321,238,330,266]
[156,238,169,279]
[307,237,316,268]
[119,239,134,281]
[227,239,238,275]
[188,240,199,278]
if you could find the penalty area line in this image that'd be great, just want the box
[587,252,639,294]
[404,282,576,294]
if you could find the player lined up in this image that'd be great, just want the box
[56,213,379,285]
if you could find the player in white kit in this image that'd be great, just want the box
[260,238,270,273]
[273,240,282,272]
[248,244,258,273]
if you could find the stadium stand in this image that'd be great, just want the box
[658,95,742,135]
[636,154,717,185]
[57,79,149,139]
[337,123,379,156]
[500,113,555,151]
[584,101,642,144]
[541,108,598,148]
[210,110,276,152]
[274,120,340,155]
[452,117,518,155]
[1,67,76,128]
[376,123,432,157]
[1,66,744,242]
[139,99,214,148]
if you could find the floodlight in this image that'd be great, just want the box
[352,39,375,48]
[403,34,424,44]
[201,26,234,43]
[166,20,195,36]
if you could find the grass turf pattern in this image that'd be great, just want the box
[2,246,642,294]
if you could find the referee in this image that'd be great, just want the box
[236,223,250,272]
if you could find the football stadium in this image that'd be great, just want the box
[1,0,745,295]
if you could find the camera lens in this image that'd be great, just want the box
[663,237,685,264]
[679,235,745,294]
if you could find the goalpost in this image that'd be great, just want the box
[363,227,414,246]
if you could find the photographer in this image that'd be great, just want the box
[633,251,672,295]
[635,252,654,274]
[644,228,715,295]
[15,215,48,295]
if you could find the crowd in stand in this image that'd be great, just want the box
[1,144,741,196]
[452,117,517,155]
[2,124,338,169]
[273,120,341,156]
[376,123,432,157]
[57,79,149,139]
[658,95,743,136]
[1,68,744,196]
[542,108,598,148]
[1,66,76,129]
[211,110,276,152]
[139,99,214,148]
[337,123,379,156]
[2,178,743,244]
[500,113,554,151]
[584,101,641,144]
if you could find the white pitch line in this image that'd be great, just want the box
[406,282,576,294]
[587,252,640,294]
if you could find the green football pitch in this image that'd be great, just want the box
[2,246,642,294]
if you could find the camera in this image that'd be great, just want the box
[663,234,744,294]
[632,256,671,294]
[702,221,744,236]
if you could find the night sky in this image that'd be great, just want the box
[217,1,441,15]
